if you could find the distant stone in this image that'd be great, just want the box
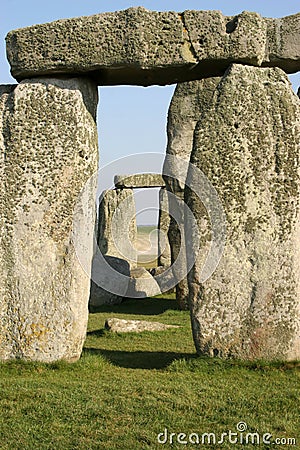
[114,173,165,189]
[150,266,176,294]
[6,9,300,84]
[186,64,300,360]
[0,77,98,362]
[97,188,137,267]
[126,267,161,298]
[89,256,130,310]
[105,318,180,333]
[157,188,171,268]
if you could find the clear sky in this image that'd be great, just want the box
[1,1,300,224]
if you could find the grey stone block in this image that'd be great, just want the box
[0,77,99,362]
[186,64,300,360]
[97,188,137,267]
[163,76,221,310]
[6,9,300,84]
[89,256,130,309]
[114,173,165,189]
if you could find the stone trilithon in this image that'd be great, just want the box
[0,8,299,362]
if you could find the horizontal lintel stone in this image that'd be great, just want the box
[114,173,165,188]
[5,8,300,86]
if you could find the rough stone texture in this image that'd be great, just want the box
[186,64,300,360]
[150,266,176,294]
[126,267,161,298]
[97,188,137,267]
[114,173,165,189]
[6,8,300,85]
[89,256,130,310]
[264,14,300,73]
[157,188,171,267]
[183,10,266,65]
[163,77,221,309]
[0,77,99,362]
[105,318,179,333]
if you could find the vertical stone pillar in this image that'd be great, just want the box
[97,188,137,266]
[0,77,98,362]
[186,64,300,360]
[164,77,220,309]
[89,188,137,308]
[157,188,171,268]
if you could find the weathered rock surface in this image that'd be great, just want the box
[150,266,176,294]
[264,14,300,72]
[105,318,180,333]
[114,173,165,189]
[163,77,221,309]
[89,256,130,310]
[6,8,300,85]
[126,267,161,298]
[157,188,171,267]
[0,77,98,362]
[97,188,137,267]
[186,64,300,360]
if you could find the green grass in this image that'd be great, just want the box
[137,225,157,235]
[0,295,299,449]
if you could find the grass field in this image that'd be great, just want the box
[0,294,299,449]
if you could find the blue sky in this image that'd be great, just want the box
[1,1,300,224]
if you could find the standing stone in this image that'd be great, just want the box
[89,188,137,307]
[157,188,171,267]
[186,64,300,360]
[164,77,221,309]
[97,188,137,266]
[0,77,98,362]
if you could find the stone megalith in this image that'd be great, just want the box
[5,9,300,85]
[89,188,137,307]
[163,77,221,309]
[97,188,137,265]
[157,188,171,268]
[114,173,164,188]
[186,64,300,360]
[0,77,98,362]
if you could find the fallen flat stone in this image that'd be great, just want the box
[186,64,300,361]
[114,173,165,189]
[105,318,180,333]
[0,77,99,362]
[6,8,300,85]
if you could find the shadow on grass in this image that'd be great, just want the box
[86,329,107,337]
[89,296,180,316]
[83,348,195,370]
[82,348,300,372]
